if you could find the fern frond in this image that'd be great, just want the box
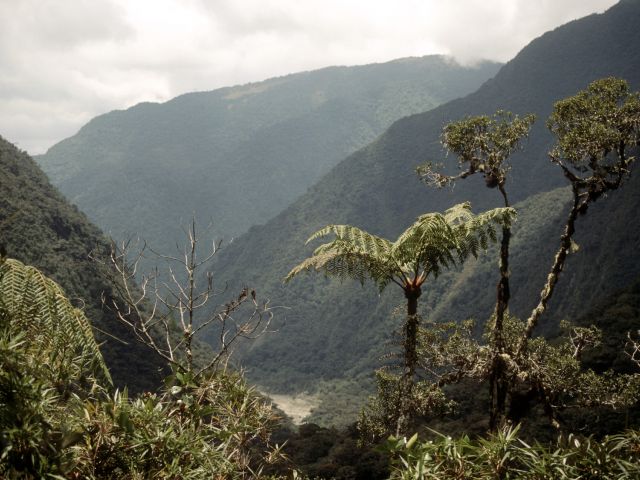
[454,207,516,261]
[443,201,475,225]
[287,204,515,288]
[287,225,394,289]
[0,258,112,385]
[307,224,392,257]
[393,212,456,270]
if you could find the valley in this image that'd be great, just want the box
[2,1,640,478]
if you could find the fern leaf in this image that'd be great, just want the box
[0,258,112,385]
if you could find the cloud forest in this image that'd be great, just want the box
[2,1,640,478]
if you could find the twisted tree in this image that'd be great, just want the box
[411,78,640,431]
[419,110,535,429]
[519,77,640,355]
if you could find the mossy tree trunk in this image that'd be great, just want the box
[490,185,511,431]
[397,283,422,436]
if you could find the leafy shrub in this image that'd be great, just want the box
[0,258,285,478]
[72,371,281,479]
[385,425,640,479]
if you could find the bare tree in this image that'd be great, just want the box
[100,218,273,378]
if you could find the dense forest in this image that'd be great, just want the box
[37,56,500,270]
[2,1,640,478]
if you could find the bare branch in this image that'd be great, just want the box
[98,217,273,379]
[626,331,640,368]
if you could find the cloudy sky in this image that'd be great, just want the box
[0,0,617,155]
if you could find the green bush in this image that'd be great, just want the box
[0,258,285,478]
[72,371,281,479]
[385,425,640,479]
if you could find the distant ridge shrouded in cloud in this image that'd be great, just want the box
[0,0,616,154]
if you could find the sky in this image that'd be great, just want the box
[0,0,618,155]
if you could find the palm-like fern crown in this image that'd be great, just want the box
[0,257,112,386]
[286,202,515,291]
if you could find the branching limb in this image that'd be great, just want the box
[96,218,273,379]
[626,331,640,368]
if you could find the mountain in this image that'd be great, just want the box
[207,0,640,418]
[36,56,500,257]
[0,136,165,392]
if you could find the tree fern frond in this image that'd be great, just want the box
[0,258,112,385]
[443,201,475,225]
[288,225,394,285]
[287,204,514,288]
[307,224,393,257]
[453,206,516,261]
[393,213,457,270]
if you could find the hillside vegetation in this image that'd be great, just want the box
[37,56,500,258]
[0,137,165,391]
[3,2,640,477]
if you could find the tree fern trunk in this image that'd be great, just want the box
[397,286,421,436]
[405,292,419,379]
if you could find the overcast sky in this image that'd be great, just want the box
[0,0,617,155]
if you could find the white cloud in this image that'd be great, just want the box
[0,0,617,154]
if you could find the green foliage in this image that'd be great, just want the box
[0,258,105,478]
[0,136,165,392]
[0,257,111,386]
[418,312,640,428]
[385,426,640,479]
[287,202,515,291]
[358,369,453,442]
[0,258,285,478]
[73,371,281,479]
[518,77,640,344]
[266,423,389,479]
[0,313,83,478]
[358,301,640,441]
[419,110,535,189]
[209,0,640,412]
[288,202,513,436]
[548,77,640,169]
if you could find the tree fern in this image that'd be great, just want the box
[286,202,514,435]
[287,224,395,290]
[288,203,515,291]
[0,257,111,386]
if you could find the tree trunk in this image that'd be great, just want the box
[396,285,422,436]
[405,290,420,380]
[490,186,511,430]
[517,187,581,357]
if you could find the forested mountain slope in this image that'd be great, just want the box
[36,56,499,255]
[0,136,164,392]
[210,0,640,408]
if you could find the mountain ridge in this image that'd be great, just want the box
[37,55,500,255]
